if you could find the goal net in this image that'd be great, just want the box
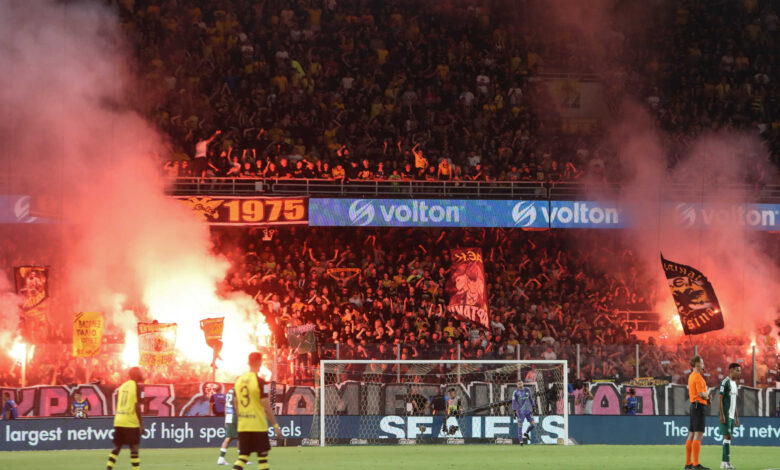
[309,360,568,446]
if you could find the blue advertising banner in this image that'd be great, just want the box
[0,195,43,224]
[548,201,626,228]
[3,415,780,451]
[307,198,780,230]
[308,199,549,228]
[1,416,310,451]
[672,202,780,231]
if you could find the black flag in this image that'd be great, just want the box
[660,254,724,335]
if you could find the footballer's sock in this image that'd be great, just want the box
[685,439,693,466]
[232,454,249,470]
[107,448,120,469]
[692,440,701,466]
[130,451,140,469]
[722,439,731,462]
[106,452,118,470]
[258,453,269,470]
[220,448,228,458]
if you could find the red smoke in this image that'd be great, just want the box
[0,1,269,379]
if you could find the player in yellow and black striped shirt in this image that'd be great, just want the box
[232,352,280,470]
[107,367,144,470]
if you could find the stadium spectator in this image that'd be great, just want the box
[2,392,17,420]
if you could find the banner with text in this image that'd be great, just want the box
[4,415,780,451]
[177,196,308,226]
[199,317,224,346]
[447,248,489,329]
[661,255,724,335]
[138,322,177,366]
[73,312,104,358]
[14,265,50,340]
[308,198,780,230]
[1,381,777,419]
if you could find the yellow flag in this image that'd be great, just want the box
[73,312,104,357]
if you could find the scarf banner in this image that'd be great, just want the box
[14,266,49,321]
[326,268,361,285]
[660,254,724,335]
[287,323,317,354]
[138,321,178,366]
[73,312,104,357]
[446,248,489,329]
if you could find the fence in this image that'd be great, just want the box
[164,178,780,203]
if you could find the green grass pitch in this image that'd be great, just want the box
[2,445,779,470]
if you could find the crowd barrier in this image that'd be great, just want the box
[2,381,778,418]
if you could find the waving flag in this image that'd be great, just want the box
[660,254,724,335]
[287,323,317,354]
[14,266,49,321]
[447,248,490,329]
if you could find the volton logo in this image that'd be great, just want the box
[13,196,37,223]
[348,200,375,226]
[674,203,697,228]
[512,201,537,227]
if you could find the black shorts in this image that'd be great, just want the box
[113,427,141,447]
[689,402,706,432]
[238,431,270,455]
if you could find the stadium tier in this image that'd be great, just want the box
[1,1,780,467]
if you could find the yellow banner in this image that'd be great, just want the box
[200,317,224,344]
[73,312,104,357]
[138,321,177,366]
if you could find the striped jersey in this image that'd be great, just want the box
[719,377,738,419]
[225,388,236,424]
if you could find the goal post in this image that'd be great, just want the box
[313,359,568,446]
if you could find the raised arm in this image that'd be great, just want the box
[206,129,222,144]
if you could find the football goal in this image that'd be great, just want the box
[310,359,568,446]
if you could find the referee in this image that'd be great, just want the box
[685,355,711,470]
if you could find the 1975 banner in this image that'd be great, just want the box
[177,196,308,226]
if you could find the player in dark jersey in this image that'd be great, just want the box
[70,391,90,418]
[513,381,536,444]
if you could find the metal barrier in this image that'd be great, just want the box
[165,178,780,202]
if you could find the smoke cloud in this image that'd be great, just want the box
[533,0,780,340]
[0,1,266,378]
[0,273,22,366]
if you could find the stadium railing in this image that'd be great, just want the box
[165,177,548,199]
[4,341,775,391]
[165,177,780,203]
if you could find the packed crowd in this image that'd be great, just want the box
[0,225,777,390]
[212,226,779,387]
[3,0,780,390]
[130,0,779,184]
